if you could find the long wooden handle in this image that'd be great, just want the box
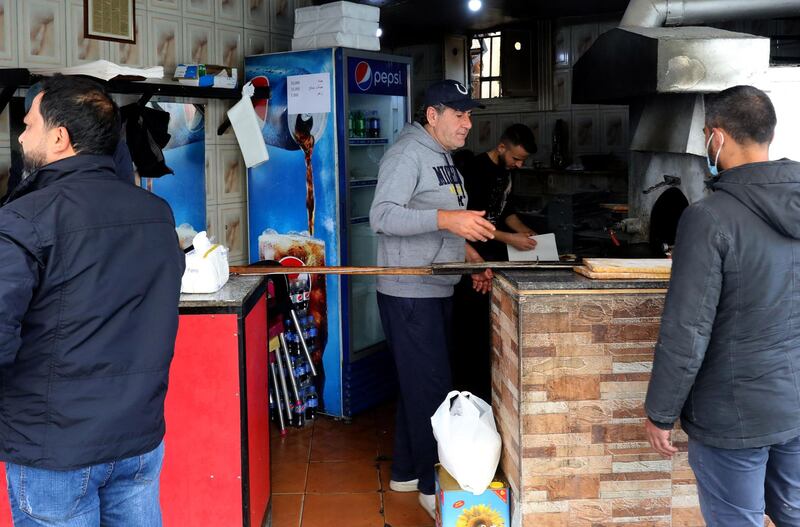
[229,261,575,276]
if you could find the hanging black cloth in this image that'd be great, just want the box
[120,103,173,179]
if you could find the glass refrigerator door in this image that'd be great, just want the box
[345,64,410,359]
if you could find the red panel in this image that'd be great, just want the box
[161,313,244,526]
[245,296,270,527]
[0,469,9,526]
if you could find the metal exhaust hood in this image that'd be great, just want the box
[572,26,770,105]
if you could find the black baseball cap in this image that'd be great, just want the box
[422,80,485,112]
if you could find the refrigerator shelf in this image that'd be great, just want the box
[350,216,370,224]
[348,138,389,146]
[350,179,378,187]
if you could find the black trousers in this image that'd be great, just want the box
[450,276,492,402]
[377,292,453,495]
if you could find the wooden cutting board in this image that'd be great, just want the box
[574,266,671,280]
[582,258,671,274]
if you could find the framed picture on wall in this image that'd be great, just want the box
[572,109,599,154]
[270,0,294,35]
[244,0,269,31]
[110,12,146,67]
[216,145,245,204]
[20,0,67,67]
[216,0,243,26]
[83,0,135,43]
[71,2,108,65]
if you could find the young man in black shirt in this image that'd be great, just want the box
[452,123,537,400]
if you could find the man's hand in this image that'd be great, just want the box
[438,210,496,242]
[507,232,537,251]
[645,419,678,458]
[471,269,492,294]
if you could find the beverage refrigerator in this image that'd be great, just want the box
[245,48,412,418]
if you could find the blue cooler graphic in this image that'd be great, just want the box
[140,102,206,250]
[247,49,342,415]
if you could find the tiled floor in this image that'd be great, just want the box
[270,404,434,527]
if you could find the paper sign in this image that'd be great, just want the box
[507,233,559,262]
[287,73,331,115]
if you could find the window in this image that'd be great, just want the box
[470,31,502,99]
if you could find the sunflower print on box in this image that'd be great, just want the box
[456,504,505,527]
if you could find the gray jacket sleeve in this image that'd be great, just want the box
[645,204,726,425]
[369,151,439,236]
[0,211,40,368]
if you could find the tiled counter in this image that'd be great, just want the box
[490,270,704,527]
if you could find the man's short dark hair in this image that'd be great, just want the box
[39,75,120,156]
[500,123,537,154]
[705,85,776,145]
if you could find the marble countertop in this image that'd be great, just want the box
[179,275,266,309]
[496,269,670,291]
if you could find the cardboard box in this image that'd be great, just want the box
[435,464,511,527]
[174,64,238,88]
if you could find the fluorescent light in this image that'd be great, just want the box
[468,0,482,12]
[376,27,383,38]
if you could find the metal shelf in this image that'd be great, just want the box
[350,179,378,187]
[348,138,388,146]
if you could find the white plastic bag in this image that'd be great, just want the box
[180,231,230,294]
[430,390,502,495]
[227,82,269,168]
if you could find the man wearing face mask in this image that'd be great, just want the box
[643,85,800,525]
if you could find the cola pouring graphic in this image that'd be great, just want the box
[246,48,412,418]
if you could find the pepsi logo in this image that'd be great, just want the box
[355,61,372,91]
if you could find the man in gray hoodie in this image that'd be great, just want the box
[644,85,800,525]
[369,79,495,518]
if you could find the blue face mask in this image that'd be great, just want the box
[706,131,724,177]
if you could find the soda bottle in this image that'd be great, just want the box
[369,111,380,138]
[347,112,354,138]
[305,389,318,420]
[354,111,365,138]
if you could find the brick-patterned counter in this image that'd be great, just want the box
[490,270,704,527]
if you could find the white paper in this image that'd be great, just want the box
[287,73,331,115]
[506,233,559,262]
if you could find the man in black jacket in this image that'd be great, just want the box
[0,75,184,525]
[644,85,800,526]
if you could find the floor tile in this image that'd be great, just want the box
[272,494,303,527]
[272,434,312,464]
[305,461,381,494]
[377,461,392,492]
[271,462,308,494]
[383,491,435,527]
[310,433,378,462]
[301,493,384,527]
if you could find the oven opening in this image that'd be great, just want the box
[649,187,689,255]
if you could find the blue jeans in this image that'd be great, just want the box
[4,441,164,527]
[689,435,800,526]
